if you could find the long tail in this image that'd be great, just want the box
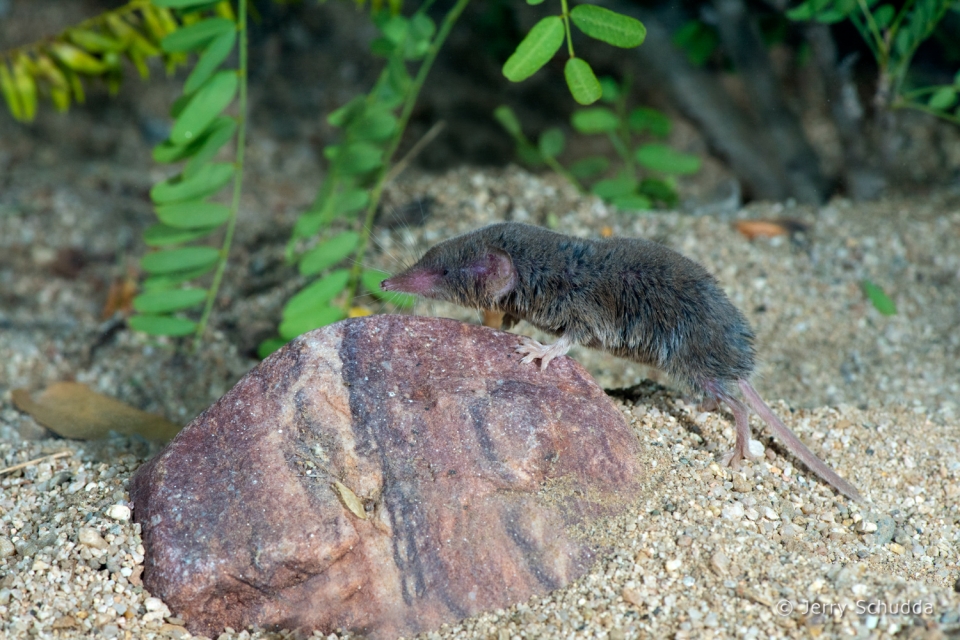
[738,379,862,502]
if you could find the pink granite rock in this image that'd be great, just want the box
[129,315,644,639]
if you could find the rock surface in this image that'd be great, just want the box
[129,315,644,639]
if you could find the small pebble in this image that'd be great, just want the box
[722,502,745,520]
[77,527,108,550]
[0,536,15,558]
[106,503,132,521]
[710,551,730,576]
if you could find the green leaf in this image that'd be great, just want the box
[928,87,957,110]
[184,29,236,95]
[151,163,235,204]
[170,71,238,145]
[153,140,191,164]
[170,93,191,119]
[299,232,361,276]
[672,21,719,67]
[628,107,671,136]
[591,176,638,199]
[410,14,437,41]
[0,62,23,122]
[328,96,366,128]
[48,42,107,74]
[352,109,398,142]
[538,127,565,158]
[564,57,603,105]
[338,142,383,175]
[493,105,524,139]
[257,337,287,359]
[142,265,213,291]
[610,193,652,211]
[387,57,412,96]
[133,288,207,314]
[599,76,620,103]
[571,107,619,133]
[502,16,565,82]
[155,201,231,229]
[635,144,701,174]
[518,144,544,166]
[183,117,237,178]
[862,280,897,315]
[569,156,610,179]
[67,29,125,53]
[283,270,351,319]
[527,0,547,4]
[333,189,370,217]
[362,269,417,307]
[279,305,347,340]
[786,1,815,20]
[639,177,679,206]
[873,4,895,28]
[380,15,409,45]
[143,223,217,247]
[405,13,436,60]
[161,18,234,53]
[128,315,197,337]
[141,247,220,275]
[570,5,646,48]
[894,29,912,57]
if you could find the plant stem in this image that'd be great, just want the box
[194,1,247,351]
[855,0,887,65]
[346,0,471,309]
[560,0,575,58]
[893,99,960,125]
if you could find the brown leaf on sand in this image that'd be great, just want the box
[101,267,138,320]
[11,382,180,441]
[734,219,809,240]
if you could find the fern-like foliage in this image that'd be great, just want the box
[129,0,247,349]
[0,0,194,120]
[257,3,469,357]
[496,76,702,213]
[1,0,248,350]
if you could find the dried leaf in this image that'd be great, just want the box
[332,480,367,519]
[101,269,138,319]
[734,219,808,240]
[12,382,180,441]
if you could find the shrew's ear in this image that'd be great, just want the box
[468,249,516,300]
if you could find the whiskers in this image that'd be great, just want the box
[352,205,429,318]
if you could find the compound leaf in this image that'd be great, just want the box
[570,5,646,48]
[502,16,564,82]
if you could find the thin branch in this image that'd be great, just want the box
[0,451,71,476]
[194,2,248,350]
[384,119,447,185]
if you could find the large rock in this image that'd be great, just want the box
[129,315,644,639]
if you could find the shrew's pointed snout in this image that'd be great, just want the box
[380,268,439,296]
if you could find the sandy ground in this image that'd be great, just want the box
[2,149,959,639]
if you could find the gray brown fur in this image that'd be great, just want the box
[382,222,861,501]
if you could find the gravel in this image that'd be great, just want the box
[2,155,959,638]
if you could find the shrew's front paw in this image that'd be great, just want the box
[515,335,572,371]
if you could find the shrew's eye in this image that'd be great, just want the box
[442,269,450,276]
